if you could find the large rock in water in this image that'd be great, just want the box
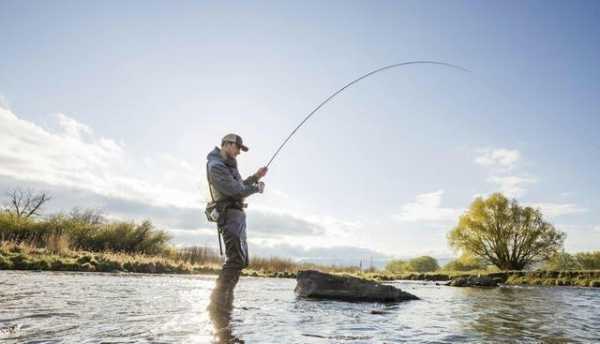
[449,276,499,287]
[295,270,419,302]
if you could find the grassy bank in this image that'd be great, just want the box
[0,241,357,278]
[367,270,600,287]
[0,241,219,274]
[2,242,599,287]
[0,210,363,277]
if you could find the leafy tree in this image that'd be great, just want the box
[448,193,565,270]
[385,259,409,273]
[574,251,600,270]
[444,253,487,271]
[407,256,439,272]
[544,251,579,270]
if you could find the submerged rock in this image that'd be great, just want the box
[0,324,20,337]
[449,276,499,287]
[295,270,419,302]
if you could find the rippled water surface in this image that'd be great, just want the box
[1,271,599,343]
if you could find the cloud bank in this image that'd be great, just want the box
[475,148,520,170]
[0,106,387,261]
[394,190,463,223]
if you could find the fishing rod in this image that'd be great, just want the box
[265,61,470,168]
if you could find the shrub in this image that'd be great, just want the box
[407,256,439,272]
[574,251,600,270]
[385,259,409,273]
[0,255,13,269]
[1,210,171,256]
[444,254,487,271]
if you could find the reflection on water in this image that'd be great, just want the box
[462,287,574,343]
[0,271,598,343]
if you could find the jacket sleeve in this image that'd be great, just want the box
[243,173,259,186]
[209,163,259,199]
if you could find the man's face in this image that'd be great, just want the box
[224,142,241,158]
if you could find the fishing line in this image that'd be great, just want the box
[265,61,470,168]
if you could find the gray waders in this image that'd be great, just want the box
[208,208,249,326]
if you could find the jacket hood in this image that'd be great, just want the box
[207,147,237,167]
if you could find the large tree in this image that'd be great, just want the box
[448,193,565,270]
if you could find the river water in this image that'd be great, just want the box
[0,271,598,343]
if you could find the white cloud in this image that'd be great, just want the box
[56,113,93,139]
[486,175,537,198]
[0,107,203,209]
[0,94,10,109]
[594,225,600,233]
[475,147,536,198]
[393,190,463,223]
[524,202,588,218]
[247,209,326,237]
[475,148,521,170]
[0,108,343,246]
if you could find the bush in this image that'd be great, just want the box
[385,259,409,273]
[544,251,579,270]
[1,210,171,255]
[408,256,439,272]
[444,254,487,271]
[385,256,440,273]
[0,255,13,269]
[574,251,600,270]
[544,251,600,270]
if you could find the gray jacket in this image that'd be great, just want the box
[206,147,259,203]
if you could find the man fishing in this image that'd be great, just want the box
[206,133,267,326]
[202,61,466,333]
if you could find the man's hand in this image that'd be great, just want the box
[257,181,265,194]
[255,167,268,179]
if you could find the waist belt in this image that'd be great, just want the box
[215,200,247,212]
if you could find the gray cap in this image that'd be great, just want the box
[222,133,248,152]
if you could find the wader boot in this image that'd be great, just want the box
[208,268,241,328]
[208,209,248,327]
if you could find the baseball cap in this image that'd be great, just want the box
[222,133,248,152]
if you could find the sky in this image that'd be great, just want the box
[1,1,599,266]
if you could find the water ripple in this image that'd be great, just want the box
[1,271,599,343]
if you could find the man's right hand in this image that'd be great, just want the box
[255,167,268,179]
[257,181,265,194]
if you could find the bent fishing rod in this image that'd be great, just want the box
[265,61,470,168]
